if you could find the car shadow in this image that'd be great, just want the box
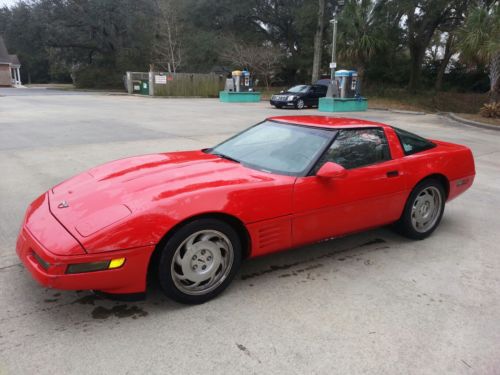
[270,106,318,111]
[12,226,403,329]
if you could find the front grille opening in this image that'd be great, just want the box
[31,250,50,270]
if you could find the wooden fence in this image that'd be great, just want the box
[153,73,225,97]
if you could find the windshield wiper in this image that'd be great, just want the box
[212,152,240,163]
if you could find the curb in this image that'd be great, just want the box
[126,94,215,99]
[389,109,426,115]
[441,112,500,131]
[368,107,426,115]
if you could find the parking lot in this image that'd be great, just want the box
[0,87,499,374]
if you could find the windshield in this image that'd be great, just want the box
[208,121,336,176]
[287,85,310,93]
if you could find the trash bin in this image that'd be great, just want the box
[140,80,149,95]
[132,80,141,93]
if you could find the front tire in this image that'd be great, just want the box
[395,178,445,240]
[158,219,242,304]
[295,99,305,109]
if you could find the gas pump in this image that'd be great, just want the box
[320,69,367,112]
[326,70,360,98]
[220,68,261,102]
[224,69,254,92]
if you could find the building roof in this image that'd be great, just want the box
[9,54,20,66]
[268,115,388,129]
[0,36,20,66]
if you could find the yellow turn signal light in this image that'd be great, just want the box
[66,257,126,274]
[108,258,126,269]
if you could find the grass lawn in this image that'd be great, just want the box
[364,88,489,114]
[26,83,75,89]
[457,113,500,126]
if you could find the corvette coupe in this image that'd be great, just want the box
[16,116,475,304]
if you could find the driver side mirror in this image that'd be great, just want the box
[316,162,347,179]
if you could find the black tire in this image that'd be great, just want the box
[274,104,283,109]
[295,99,305,109]
[158,218,242,304]
[395,178,446,240]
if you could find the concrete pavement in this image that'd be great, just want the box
[0,89,499,374]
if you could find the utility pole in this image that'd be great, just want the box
[327,0,344,97]
[329,15,338,82]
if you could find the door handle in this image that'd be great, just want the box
[386,170,399,178]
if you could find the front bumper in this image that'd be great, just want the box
[270,99,296,107]
[16,194,155,294]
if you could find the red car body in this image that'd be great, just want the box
[16,116,475,296]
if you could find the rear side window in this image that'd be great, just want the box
[393,127,435,156]
[315,128,391,171]
[312,85,327,94]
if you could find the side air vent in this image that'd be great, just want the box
[258,225,283,249]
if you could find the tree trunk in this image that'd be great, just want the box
[408,43,426,93]
[489,51,500,102]
[435,34,454,91]
[311,0,326,83]
[357,65,366,93]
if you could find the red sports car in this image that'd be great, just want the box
[16,116,475,304]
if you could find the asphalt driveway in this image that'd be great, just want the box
[0,89,499,374]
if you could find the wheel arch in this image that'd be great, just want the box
[416,173,450,199]
[147,212,251,283]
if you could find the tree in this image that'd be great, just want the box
[337,0,387,84]
[250,0,318,82]
[311,0,326,83]
[458,3,500,101]
[219,38,284,88]
[434,32,456,91]
[396,0,468,92]
[152,0,182,73]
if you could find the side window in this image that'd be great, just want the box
[316,128,391,171]
[393,127,436,156]
[312,85,327,94]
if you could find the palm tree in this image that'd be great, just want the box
[337,0,387,85]
[459,3,500,102]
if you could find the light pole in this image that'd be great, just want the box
[328,1,344,97]
[329,14,338,83]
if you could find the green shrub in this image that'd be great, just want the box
[74,67,124,89]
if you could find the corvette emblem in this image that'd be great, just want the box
[57,200,69,209]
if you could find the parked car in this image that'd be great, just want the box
[270,84,328,109]
[16,116,475,304]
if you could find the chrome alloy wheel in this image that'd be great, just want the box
[410,186,442,233]
[296,99,305,109]
[171,230,234,295]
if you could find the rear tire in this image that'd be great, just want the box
[158,218,242,304]
[395,178,445,240]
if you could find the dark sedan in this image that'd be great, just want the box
[270,84,328,109]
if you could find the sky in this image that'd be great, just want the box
[0,0,18,7]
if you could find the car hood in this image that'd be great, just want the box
[277,91,306,97]
[48,150,289,251]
